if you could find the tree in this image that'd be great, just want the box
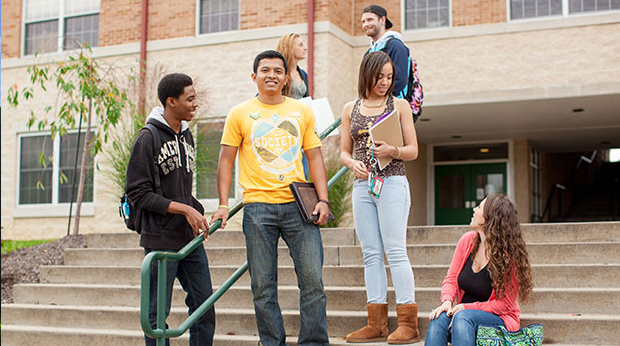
[7,45,134,235]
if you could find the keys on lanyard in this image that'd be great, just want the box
[367,150,384,197]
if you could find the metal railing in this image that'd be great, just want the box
[140,118,345,345]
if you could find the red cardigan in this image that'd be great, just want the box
[440,231,521,331]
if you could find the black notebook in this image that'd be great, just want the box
[289,181,335,223]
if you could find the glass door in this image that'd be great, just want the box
[435,163,506,225]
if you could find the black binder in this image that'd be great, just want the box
[289,181,335,223]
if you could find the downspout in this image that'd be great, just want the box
[139,0,149,118]
[307,0,314,97]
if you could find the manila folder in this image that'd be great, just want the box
[369,109,403,170]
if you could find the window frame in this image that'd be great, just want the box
[195,0,240,36]
[507,0,620,21]
[401,0,453,31]
[14,130,97,218]
[21,0,100,56]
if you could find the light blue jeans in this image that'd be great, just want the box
[352,175,415,304]
[243,202,329,346]
[425,310,505,346]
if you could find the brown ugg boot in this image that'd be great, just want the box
[387,303,421,344]
[345,303,389,343]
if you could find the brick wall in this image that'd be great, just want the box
[99,0,141,46]
[328,0,354,34]
[452,0,506,26]
[240,0,309,29]
[148,0,195,40]
[1,0,22,58]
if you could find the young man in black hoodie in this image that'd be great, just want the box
[126,73,215,346]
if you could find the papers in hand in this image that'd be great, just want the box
[369,109,403,171]
[298,97,338,137]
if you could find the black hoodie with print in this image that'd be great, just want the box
[126,107,204,250]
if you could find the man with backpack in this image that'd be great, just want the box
[362,5,423,121]
[125,73,215,346]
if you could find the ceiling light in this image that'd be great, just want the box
[451,135,461,139]
[572,108,584,113]
[480,148,489,153]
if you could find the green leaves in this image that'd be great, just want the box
[8,45,135,193]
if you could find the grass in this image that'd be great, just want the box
[1,239,56,255]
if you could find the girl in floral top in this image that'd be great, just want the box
[340,51,419,344]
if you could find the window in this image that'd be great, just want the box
[404,0,450,30]
[195,120,235,200]
[24,0,100,55]
[569,0,620,13]
[510,0,619,20]
[510,0,563,20]
[19,131,95,206]
[199,0,239,34]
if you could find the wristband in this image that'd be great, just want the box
[318,199,330,206]
[218,205,230,210]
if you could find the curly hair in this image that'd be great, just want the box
[470,193,533,303]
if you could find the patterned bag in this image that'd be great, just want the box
[476,324,543,346]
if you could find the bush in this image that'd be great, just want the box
[324,163,353,228]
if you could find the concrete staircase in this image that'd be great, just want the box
[2,222,620,345]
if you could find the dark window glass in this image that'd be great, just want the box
[64,14,99,50]
[405,0,449,29]
[200,0,239,34]
[58,132,95,203]
[25,20,59,55]
[510,0,562,19]
[195,121,235,199]
[19,135,53,204]
[570,0,620,13]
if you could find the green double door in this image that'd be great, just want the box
[435,163,506,225]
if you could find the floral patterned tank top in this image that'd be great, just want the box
[349,96,405,177]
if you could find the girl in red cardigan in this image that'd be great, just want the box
[425,193,533,346]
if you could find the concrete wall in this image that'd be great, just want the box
[406,142,428,225]
[513,139,530,224]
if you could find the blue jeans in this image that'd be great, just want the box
[243,202,328,346]
[425,310,505,346]
[352,176,415,304]
[144,244,215,346]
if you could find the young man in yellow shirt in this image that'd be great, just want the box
[211,50,330,346]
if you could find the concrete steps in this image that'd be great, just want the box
[2,222,620,345]
[39,264,620,288]
[62,241,620,266]
[10,284,620,314]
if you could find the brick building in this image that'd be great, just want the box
[2,0,620,239]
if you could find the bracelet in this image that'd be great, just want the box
[318,199,330,206]
[395,146,402,159]
[218,205,230,210]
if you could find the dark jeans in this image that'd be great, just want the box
[243,202,329,346]
[144,244,215,346]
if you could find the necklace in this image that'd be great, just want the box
[362,96,387,108]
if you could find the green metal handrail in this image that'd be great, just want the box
[140,117,346,345]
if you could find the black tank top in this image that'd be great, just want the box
[458,254,493,303]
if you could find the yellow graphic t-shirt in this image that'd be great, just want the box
[221,97,322,203]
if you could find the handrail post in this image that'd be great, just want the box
[156,258,168,346]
